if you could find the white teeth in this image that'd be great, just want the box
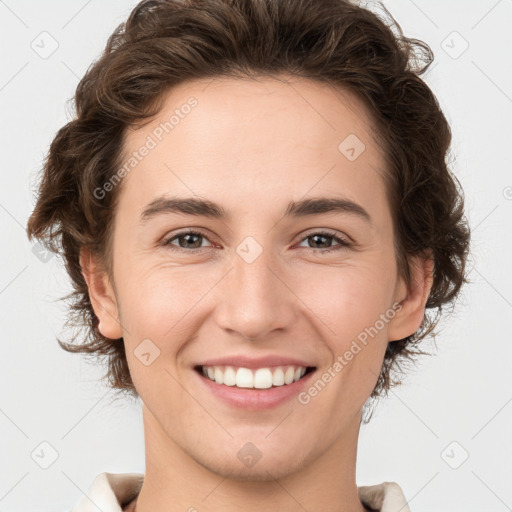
[223,366,236,386]
[254,368,273,389]
[200,365,310,389]
[284,366,295,384]
[272,367,285,386]
[235,367,253,388]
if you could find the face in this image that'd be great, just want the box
[86,75,430,481]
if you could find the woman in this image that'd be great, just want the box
[26,0,470,510]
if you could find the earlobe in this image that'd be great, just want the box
[387,251,434,342]
[79,248,124,340]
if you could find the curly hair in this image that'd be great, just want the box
[26,0,471,413]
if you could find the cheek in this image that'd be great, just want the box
[297,266,394,417]
[118,267,206,397]
[291,262,395,344]
[119,256,396,341]
[118,263,223,339]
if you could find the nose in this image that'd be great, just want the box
[213,244,298,342]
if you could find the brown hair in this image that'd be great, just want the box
[26,0,471,415]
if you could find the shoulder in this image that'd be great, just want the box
[67,472,144,512]
[358,481,411,512]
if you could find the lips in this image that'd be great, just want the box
[193,357,318,409]
[192,355,317,409]
[194,355,315,370]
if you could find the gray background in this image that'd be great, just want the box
[1,0,511,510]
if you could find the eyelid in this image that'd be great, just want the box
[162,228,216,248]
[162,227,352,252]
[294,229,352,253]
[298,228,351,244]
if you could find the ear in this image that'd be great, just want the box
[387,251,434,342]
[79,247,123,340]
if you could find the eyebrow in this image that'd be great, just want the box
[139,195,372,225]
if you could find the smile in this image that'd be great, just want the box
[197,364,315,389]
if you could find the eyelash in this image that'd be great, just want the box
[162,229,351,255]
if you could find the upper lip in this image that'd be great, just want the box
[195,355,316,370]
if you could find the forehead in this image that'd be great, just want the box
[117,75,389,225]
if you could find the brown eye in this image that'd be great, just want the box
[163,230,211,251]
[298,231,350,254]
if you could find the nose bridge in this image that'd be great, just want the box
[214,238,296,340]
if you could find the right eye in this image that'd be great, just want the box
[162,230,213,252]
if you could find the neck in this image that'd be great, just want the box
[131,405,368,512]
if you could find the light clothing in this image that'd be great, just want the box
[67,472,411,512]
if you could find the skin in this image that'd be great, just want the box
[81,75,433,512]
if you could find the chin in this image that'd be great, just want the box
[193,449,308,483]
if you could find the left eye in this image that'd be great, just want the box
[297,231,350,253]
[162,230,350,254]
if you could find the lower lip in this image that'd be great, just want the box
[195,368,316,410]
